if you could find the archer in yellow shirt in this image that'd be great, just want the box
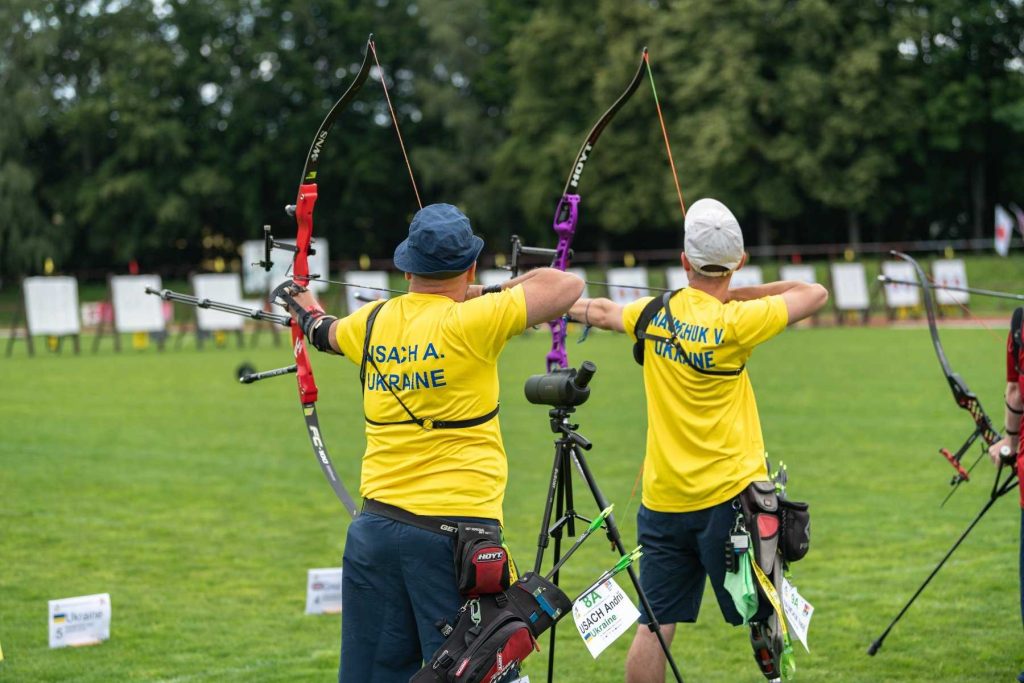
[621,286,788,512]
[569,198,827,683]
[332,286,525,522]
[282,203,583,683]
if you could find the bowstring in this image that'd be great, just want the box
[644,51,687,221]
[915,272,1006,346]
[370,39,423,210]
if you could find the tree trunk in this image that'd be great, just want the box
[596,234,611,268]
[847,211,861,247]
[757,214,772,255]
[971,159,986,241]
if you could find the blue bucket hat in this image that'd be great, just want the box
[393,203,484,276]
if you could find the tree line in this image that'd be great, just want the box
[2,0,1023,280]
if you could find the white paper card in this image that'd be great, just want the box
[830,263,869,310]
[24,277,81,335]
[779,264,816,284]
[111,275,165,333]
[572,577,640,658]
[478,269,509,288]
[881,260,920,308]
[49,593,110,648]
[191,274,245,331]
[729,265,764,289]
[606,268,649,305]
[665,266,689,291]
[932,259,969,306]
[305,568,343,615]
[781,577,813,653]
[342,271,390,315]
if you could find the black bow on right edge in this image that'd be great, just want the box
[868,250,1018,656]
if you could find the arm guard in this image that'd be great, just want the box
[272,281,338,352]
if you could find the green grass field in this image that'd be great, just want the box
[1,324,1020,682]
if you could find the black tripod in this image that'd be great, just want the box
[528,363,684,683]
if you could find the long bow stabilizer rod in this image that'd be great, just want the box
[877,275,1024,302]
[146,287,291,326]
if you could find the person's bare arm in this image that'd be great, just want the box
[780,282,828,324]
[467,267,554,300]
[989,381,1022,465]
[731,280,828,325]
[728,281,801,301]
[475,268,584,327]
[567,297,626,333]
[520,269,585,327]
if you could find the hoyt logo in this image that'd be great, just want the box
[475,550,505,563]
[569,143,593,188]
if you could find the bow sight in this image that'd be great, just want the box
[255,224,319,277]
[508,235,560,279]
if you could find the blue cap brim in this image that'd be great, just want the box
[393,235,484,275]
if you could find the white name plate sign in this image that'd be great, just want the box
[48,593,110,648]
[305,568,343,615]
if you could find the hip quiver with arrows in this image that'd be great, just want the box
[412,572,571,683]
[739,480,811,572]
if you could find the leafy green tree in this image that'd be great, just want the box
[893,0,1024,240]
[0,0,63,279]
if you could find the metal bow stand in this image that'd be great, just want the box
[531,369,684,683]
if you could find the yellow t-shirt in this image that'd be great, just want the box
[622,287,788,512]
[333,287,528,522]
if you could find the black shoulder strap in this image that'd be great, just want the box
[359,297,500,430]
[359,299,388,387]
[632,294,672,366]
[632,290,745,376]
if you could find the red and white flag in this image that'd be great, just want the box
[995,204,1013,256]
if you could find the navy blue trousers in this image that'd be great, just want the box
[338,510,493,683]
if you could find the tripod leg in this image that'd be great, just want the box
[534,439,568,574]
[547,446,571,683]
[572,446,685,683]
[868,492,1004,655]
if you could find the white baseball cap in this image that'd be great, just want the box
[684,198,744,276]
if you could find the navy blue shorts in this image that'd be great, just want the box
[636,499,747,626]
[339,510,497,683]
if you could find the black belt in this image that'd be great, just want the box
[364,404,500,430]
[362,499,458,537]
